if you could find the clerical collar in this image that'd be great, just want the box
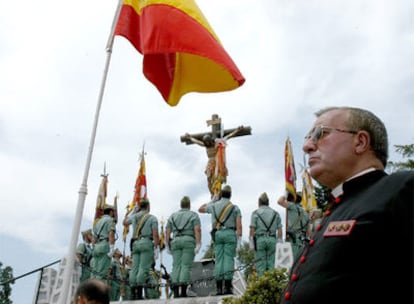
[331,167,376,198]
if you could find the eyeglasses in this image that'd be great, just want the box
[305,125,357,143]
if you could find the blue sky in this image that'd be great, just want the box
[1,0,414,302]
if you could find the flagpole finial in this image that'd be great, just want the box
[101,162,109,177]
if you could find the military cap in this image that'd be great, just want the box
[222,185,232,193]
[81,229,92,235]
[104,204,115,211]
[259,192,269,203]
[181,196,191,205]
[139,198,150,208]
[114,248,122,256]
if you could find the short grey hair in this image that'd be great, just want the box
[315,106,388,167]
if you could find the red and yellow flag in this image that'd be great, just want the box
[93,172,108,227]
[284,137,297,202]
[301,168,317,212]
[114,0,245,106]
[123,150,147,241]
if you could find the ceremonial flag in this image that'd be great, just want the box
[301,168,317,212]
[284,137,297,202]
[93,172,108,227]
[159,220,166,251]
[114,0,245,106]
[123,150,147,241]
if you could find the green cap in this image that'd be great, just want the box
[260,192,268,202]
[222,185,232,193]
[81,229,92,236]
[181,196,190,205]
[104,204,115,210]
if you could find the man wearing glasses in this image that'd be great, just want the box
[280,106,413,304]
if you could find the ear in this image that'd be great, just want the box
[354,130,370,154]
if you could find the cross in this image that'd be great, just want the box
[180,114,252,197]
[180,114,251,144]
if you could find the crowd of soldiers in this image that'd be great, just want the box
[76,185,322,301]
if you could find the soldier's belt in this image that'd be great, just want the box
[218,226,236,230]
[255,233,276,238]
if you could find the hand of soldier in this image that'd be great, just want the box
[237,237,242,250]
[154,247,160,260]
[277,238,283,244]
[194,243,201,255]
[107,245,115,258]
[249,237,255,250]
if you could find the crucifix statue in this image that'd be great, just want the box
[181,114,252,198]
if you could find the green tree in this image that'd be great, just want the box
[235,242,255,282]
[222,267,289,304]
[202,243,214,259]
[388,143,414,172]
[0,262,14,304]
[314,183,330,211]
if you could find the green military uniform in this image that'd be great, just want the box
[91,213,116,281]
[145,263,162,299]
[123,260,132,300]
[166,201,201,297]
[250,204,283,276]
[76,237,93,283]
[205,192,241,291]
[128,209,158,297]
[109,255,122,301]
[286,201,310,259]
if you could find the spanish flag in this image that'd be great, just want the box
[114,0,245,106]
[122,150,147,241]
[284,137,297,202]
[301,168,317,212]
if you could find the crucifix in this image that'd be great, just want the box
[181,114,252,197]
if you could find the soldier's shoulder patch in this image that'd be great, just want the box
[323,220,356,237]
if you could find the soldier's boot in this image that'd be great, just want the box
[216,280,223,295]
[223,280,233,295]
[180,284,188,297]
[136,286,144,300]
[172,285,180,298]
[130,286,137,300]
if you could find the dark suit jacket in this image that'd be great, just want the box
[281,170,414,304]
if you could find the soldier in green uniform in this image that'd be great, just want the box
[122,255,132,301]
[277,192,310,259]
[144,259,162,299]
[108,248,123,301]
[91,205,116,282]
[249,192,283,277]
[76,229,94,283]
[199,185,242,295]
[123,198,159,300]
[166,196,201,298]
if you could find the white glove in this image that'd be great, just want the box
[127,206,138,221]
[107,245,115,258]
[154,247,159,260]
[249,237,255,250]
[237,237,242,250]
[277,238,283,244]
[194,243,201,255]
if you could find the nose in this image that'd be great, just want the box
[302,137,315,154]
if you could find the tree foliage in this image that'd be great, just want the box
[0,262,14,304]
[222,267,289,304]
[387,143,414,172]
[236,242,255,282]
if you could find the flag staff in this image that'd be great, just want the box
[59,0,124,303]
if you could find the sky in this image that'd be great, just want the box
[1,0,414,303]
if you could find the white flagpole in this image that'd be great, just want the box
[59,1,124,303]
